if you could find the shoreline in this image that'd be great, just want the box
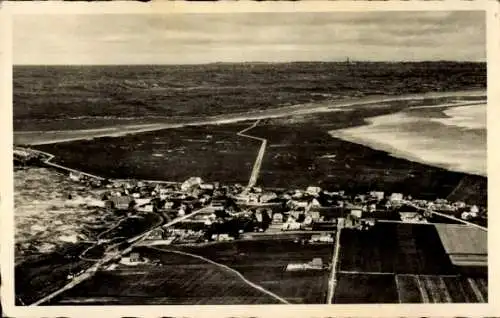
[14,89,486,146]
[329,101,486,178]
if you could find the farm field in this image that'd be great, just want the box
[49,252,281,305]
[395,274,487,303]
[333,273,399,304]
[434,224,487,255]
[333,273,487,304]
[338,223,455,274]
[147,239,334,304]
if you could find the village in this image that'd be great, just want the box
[14,146,487,254]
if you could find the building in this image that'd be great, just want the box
[181,177,203,192]
[306,186,322,196]
[390,193,403,202]
[109,196,134,210]
[370,191,385,201]
[310,234,334,243]
[286,258,325,271]
[272,213,284,224]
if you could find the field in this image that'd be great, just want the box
[14,62,486,131]
[338,223,455,274]
[334,273,399,303]
[33,122,260,184]
[434,224,487,255]
[165,239,334,304]
[52,239,333,305]
[49,252,281,305]
[395,274,487,303]
[333,222,488,303]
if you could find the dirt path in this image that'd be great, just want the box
[236,120,267,188]
[149,247,290,304]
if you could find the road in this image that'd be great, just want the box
[30,206,212,306]
[326,218,343,304]
[236,120,267,188]
[404,201,487,231]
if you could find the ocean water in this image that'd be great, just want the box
[330,104,486,177]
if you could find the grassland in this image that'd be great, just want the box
[33,122,259,184]
[14,62,485,131]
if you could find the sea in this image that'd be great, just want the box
[330,103,487,177]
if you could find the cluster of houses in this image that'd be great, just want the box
[56,170,487,246]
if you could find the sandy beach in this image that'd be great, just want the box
[330,101,486,177]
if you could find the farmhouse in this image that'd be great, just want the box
[286,258,325,271]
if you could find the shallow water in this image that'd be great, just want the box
[330,104,486,177]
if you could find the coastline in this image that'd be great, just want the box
[329,102,487,178]
[14,89,486,146]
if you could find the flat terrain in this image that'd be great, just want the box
[49,252,281,305]
[14,62,486,131]
[333,222,487,303]
[51,239,333,305]
[338,223,455,274]
[334,273,399,304]
[166,239,334,304]
[33,123,260,184]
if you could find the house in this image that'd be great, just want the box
[310,234,334,243]
[370,191,385,201]
[211,233,234,241]
[282,217,301,231]
[181,177,203,192]
[109,196,134,210]
[200,183,214,191]
[272,213,284,224]
[147,228,165,240]
[259,192,278,203]
[286,258,325,271]
[306,186,322,196]
[309,258,323,269]
[310,198,322,208]
[350,209,363,219]
[130,252,141,262]
[309,211,321,221]
[390,193,403,202]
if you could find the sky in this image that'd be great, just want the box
[13,11,486,65]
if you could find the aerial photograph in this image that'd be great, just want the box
[12,11,487,306]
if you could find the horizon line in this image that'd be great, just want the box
[13,60,487,67]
